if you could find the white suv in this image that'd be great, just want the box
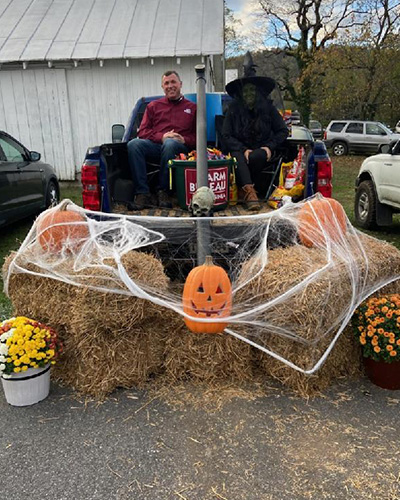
[355,140,400,229]
[324,120,400,156]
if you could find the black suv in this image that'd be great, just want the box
[0,131,59,227]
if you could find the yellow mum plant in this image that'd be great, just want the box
[0,316,63,379]
[352,294,400,363]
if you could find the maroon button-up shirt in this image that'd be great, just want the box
[138,96,197,149]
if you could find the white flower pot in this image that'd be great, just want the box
[1,365,50,406]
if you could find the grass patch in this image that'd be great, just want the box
[331,155,363,224]
[60,183,83,205]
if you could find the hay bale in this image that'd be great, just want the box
[52,321,167,398]
[4,250,169,331]
[162,310,254,383]
[4,249,171,398]
[49,251,170,397]
[235,234,400,395]
[5,231,400,400]
[3,252,78,328]
[254,325,363,397]
[69,251,169,334]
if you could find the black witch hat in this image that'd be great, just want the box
[225,51,276,98]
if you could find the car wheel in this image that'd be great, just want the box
[355,180,377,229]
[332,141,348,156]
[46,180,59,208]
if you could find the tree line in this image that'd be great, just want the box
[225,0,400,128]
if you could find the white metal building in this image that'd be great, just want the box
[0,0,225,180]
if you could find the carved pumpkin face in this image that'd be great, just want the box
[182,256,232,334]
[298,198,347,248]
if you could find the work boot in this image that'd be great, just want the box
[133,193,153,210]
[157,190,172,209]
[242,184,261,211]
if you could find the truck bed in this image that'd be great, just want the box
[109,198,293,282]
[112,200,274,218]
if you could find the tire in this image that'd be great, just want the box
[354,180,377,229]
[45,180,59,208]
[332,141,348,156]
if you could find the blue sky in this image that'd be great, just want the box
[225,0,258,45]
[226,0,246,10]
[226,0,247,12]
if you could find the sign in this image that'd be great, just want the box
[184,166,229,207]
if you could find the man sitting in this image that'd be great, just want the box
[128,70,197,209]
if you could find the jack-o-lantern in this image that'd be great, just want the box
[37,200,89,253]
[298,197,347,248]
[182,255,232,334]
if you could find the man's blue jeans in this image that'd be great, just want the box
[127,138,189,194]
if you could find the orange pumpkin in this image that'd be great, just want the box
[182,255,232,333]
[37,200,89,252]
[298,197,347,248]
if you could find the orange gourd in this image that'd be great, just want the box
[182,255,232,333]
[298,197,347,248]
[37,200,89,252]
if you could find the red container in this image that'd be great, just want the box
[363,358,400,390]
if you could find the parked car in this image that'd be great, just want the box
[0,131,59,228]
[354,140,400,229]
[309,120,323,139]
[324,120,400,156]
[395,120,400,133]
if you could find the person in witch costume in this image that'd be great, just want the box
[222,54,289,210]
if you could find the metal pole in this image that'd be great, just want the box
[195,64,208,188]
[194,64,211,265]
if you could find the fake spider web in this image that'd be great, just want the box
[4,196,400,375]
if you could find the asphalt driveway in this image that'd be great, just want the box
[1,377,399,500]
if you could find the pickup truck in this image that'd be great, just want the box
[355,140,400,229]
[80,93,333,215]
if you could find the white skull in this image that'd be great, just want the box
[190,186,215,217]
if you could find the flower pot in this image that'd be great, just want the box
[1,365,51,406]
[363,357,400,390]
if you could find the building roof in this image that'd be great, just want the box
[0,0,224,63]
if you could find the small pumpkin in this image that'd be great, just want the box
[37,200,89,252]
[182,255,232,334]
[298,197,347,248]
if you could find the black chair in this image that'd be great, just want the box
[128,110,161,193]
[113,177,135,204]
[214,114,283,200]
[263,156,283,200]
[215,115,230,154]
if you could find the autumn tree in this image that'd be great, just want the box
[255,0,369,124]
[309,0,400,124]
[225,3,245,58]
